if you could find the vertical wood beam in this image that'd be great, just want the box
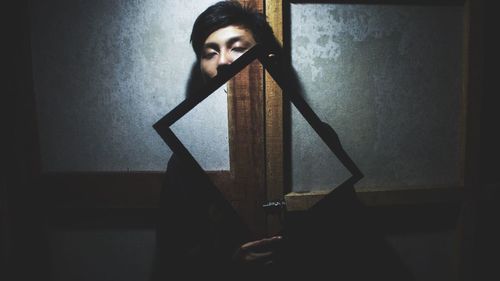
[228,60,266,239]
[264,0,285,236]
[224,0,266,240]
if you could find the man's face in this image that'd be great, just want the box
[200,25,256,78]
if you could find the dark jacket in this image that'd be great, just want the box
[153,154,250,279]
[153,155,414,281]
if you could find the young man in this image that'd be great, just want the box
[155,2,418,280]
[154,1,283,279]
[190,0,281,79]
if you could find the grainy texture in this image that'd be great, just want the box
[30,0,229,172]
[290,4,464,191]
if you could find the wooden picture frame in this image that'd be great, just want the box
[153,44,363,236]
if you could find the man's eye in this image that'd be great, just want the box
[202,52,217,59]
[232,47,248,53]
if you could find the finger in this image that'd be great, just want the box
[247,251,273,260]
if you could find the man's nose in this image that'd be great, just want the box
[218,51,233,66]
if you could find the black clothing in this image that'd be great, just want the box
[153,154,414,280]
[154,154,250,279]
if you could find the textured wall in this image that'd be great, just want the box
[290,4,464,192]
[31,0,228,172]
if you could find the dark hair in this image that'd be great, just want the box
[190,0,280,59]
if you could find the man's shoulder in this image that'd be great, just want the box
[163,154,211,193]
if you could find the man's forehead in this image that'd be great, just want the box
[203,25,255,45]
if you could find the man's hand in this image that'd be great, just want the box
[232,236,282,267]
